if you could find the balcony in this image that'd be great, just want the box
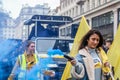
[76,0,86,5]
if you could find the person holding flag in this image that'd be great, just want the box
[69,29,112,80]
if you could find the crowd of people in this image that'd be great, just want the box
[7,29,114,80]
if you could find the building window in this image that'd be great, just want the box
[61,2,64,9]
[80,4,84,14]
[69,10,71,17]
[23,9,29,13]
[104,0,107,3]
[72,8,74,17]
[64,0,67,7]
[118,9,120,23]
[68,0,70,5]
[60,29,62,36]
[87,0,90,11]
[60,28,66,36]
[92,0,95,8]
[92,11,113,27]
[97,0,101,6]
[76,6,78,16]
[66,26,71,36]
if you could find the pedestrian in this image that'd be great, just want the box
[69,29,111,80]
[102,38,112,53]
[8,40,55,80]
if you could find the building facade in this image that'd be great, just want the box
[58,0,120,40]
[19,3,50,21]
[15,3,50,40]
[2,26,15,39]
[0,1,17,41]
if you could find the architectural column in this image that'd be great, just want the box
[113,9,118,37]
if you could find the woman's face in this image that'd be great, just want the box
[28,43,35,53]
[87,33,100,49]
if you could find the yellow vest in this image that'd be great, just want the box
[18,53,38,70]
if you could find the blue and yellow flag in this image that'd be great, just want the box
[107,24,120,79]
[61,16,91,80]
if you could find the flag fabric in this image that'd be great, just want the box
[99,47,111,73]
[107,24,120,79]
[61,16,91,80]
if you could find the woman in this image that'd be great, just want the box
[8,41,55,80]
[70,29,110,80]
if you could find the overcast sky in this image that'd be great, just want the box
[2,0,60,19]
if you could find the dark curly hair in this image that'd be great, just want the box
[79,29,103,50]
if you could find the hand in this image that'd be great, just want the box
[8,75,14,80]
[104,62,110,67]
[44,70,55,77]
[70,59,77,66]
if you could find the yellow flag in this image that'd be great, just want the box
[107,24,120,79]
[99,47,111,73]
[61,16,91,80]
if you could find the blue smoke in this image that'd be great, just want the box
[18,49,64,79]
[12,57,56,80]
[47,49,63,56]
[0,39,22,80]
[0,39,65,80]
[24,49,64,79]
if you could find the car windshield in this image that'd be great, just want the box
[36,38,73,53]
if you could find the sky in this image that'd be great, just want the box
[2,0,60,19]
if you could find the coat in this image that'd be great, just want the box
[71,48,105,80]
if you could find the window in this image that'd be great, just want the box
[92,11,113,27]
[60,28,66,36]
[97,0,101,6]
[118,9,120,23]
[72,8,74,17]
[68,0,70,5]
[36,38,74,53]
[104,0,107,3]
[92,0,95,8]
[61,2,64,9]
[76,6,78,16]
[69,10,71,16]
[66,26,71,36]
[87,0,90,11]
[80,4,84,14]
